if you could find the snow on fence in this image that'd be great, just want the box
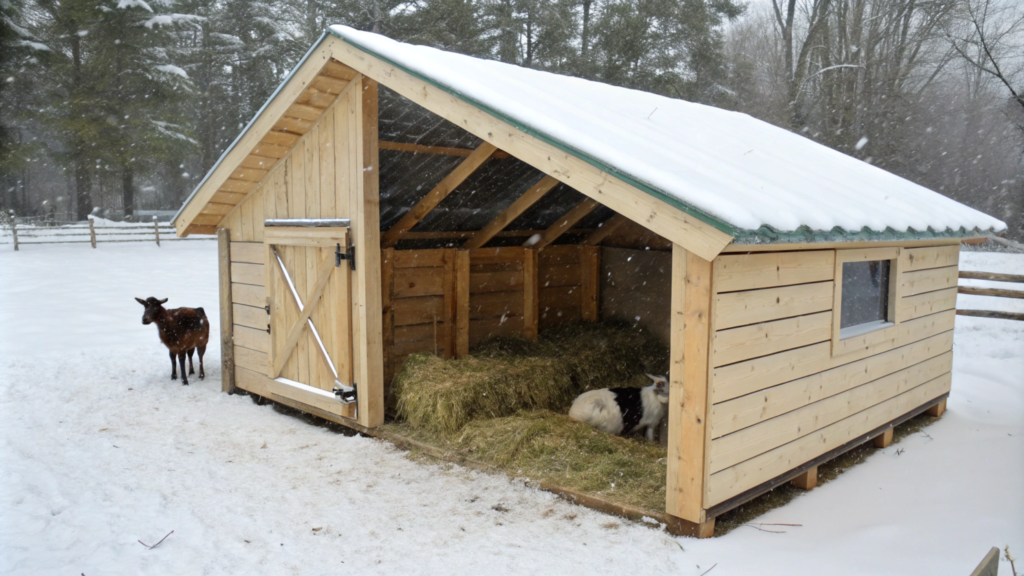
[956,271,1024,321]
[1,217,214,251]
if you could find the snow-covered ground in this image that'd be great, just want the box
[1,242,1021,575]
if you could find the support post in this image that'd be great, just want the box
[11,217,17,251]
[348,76,385,428]
[926,398,947,418]
[89,217,97,248]
[580,246,600,321]
[791,466,817,490]
[873,428,894,448]
[666,244,714,537]
[154,218,161,246]
[455,249,470,357]
[217,228,236,394]
[442,248,457,357]
[523,248,539,339]
[381,247,395,387]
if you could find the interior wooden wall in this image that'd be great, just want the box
[381,243,602,382]
[703,244,959,509]
[538,245,599,329]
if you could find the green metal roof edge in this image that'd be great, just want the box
[330,29,1005,246]
[730,224,997,245]
[328,28,739,236]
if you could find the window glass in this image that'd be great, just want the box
[840,260,890,329]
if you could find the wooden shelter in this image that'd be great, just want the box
[173,27,1006,537]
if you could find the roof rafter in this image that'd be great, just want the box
[529,198,600,250]
[583,214,629,246]
[463,175,560,250]
[381,141,497,248]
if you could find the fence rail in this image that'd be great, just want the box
[2,218,214,250]
[957,270,1024,321]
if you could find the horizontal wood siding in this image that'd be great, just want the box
[538,245,583,328]
[388,249,454,373]
[469,247,528,346]
[705,246,957,508]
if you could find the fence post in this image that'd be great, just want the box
[154,218,161,247]
[88,217,97,248]
[11,217,17,252]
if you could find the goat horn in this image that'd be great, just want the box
[157,298,168,304]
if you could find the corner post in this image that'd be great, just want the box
[217,228,236,394]
[349,76,385,428]
[666,244,715,537]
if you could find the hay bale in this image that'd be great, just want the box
[393,322,667,434]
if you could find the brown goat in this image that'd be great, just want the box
[136,297,210,385]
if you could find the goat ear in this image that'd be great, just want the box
[157,298,168,304]
[646,373,661,384]
[135,297,147,305]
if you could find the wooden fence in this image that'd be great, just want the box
[1,218,214,251]
[956,270,1024,321]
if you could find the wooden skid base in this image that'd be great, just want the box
[790,467,817,490]
[873,428,894,448]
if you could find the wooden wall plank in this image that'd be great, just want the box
[706,373,951,506]
[394,267,446,298]
[710,354,953,472]
[714,251,835,293]
[901,265,958,296]
[234,345,267,373]
[715,281,834,330]
[712,327,954,438]
[234,324,270,353]
[231,283,265,308]
[712,309,955,403]
[230,242,265,264]
[898,287,958,322]
[233,303,269,330]
[713,311,832,367]
[230,262,265,286]
[902,245,960,272]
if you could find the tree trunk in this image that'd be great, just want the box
[75,154,92,221]
[122,165,135,220]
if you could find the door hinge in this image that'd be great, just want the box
[334,382,357,404]
[336,243,355,270]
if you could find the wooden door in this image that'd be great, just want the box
[264,226,356,420]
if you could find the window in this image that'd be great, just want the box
[840,259,891,333]
[832,247,902,355]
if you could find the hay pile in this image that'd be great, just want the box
[386,322,669,513]
[393,322,667,434]
[385,410,667,511]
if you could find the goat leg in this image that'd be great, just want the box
[170,350,177,380]
[187,348,195,375]
[178,352,189,385]
[197,345,206,379]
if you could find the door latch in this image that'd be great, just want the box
[336,243,355,270]
[333,382,358,404]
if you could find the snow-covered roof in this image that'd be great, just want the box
[328,26,1007,240]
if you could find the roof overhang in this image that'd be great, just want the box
[173,32,735,260]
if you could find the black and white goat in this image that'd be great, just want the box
[568,374,669,441]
